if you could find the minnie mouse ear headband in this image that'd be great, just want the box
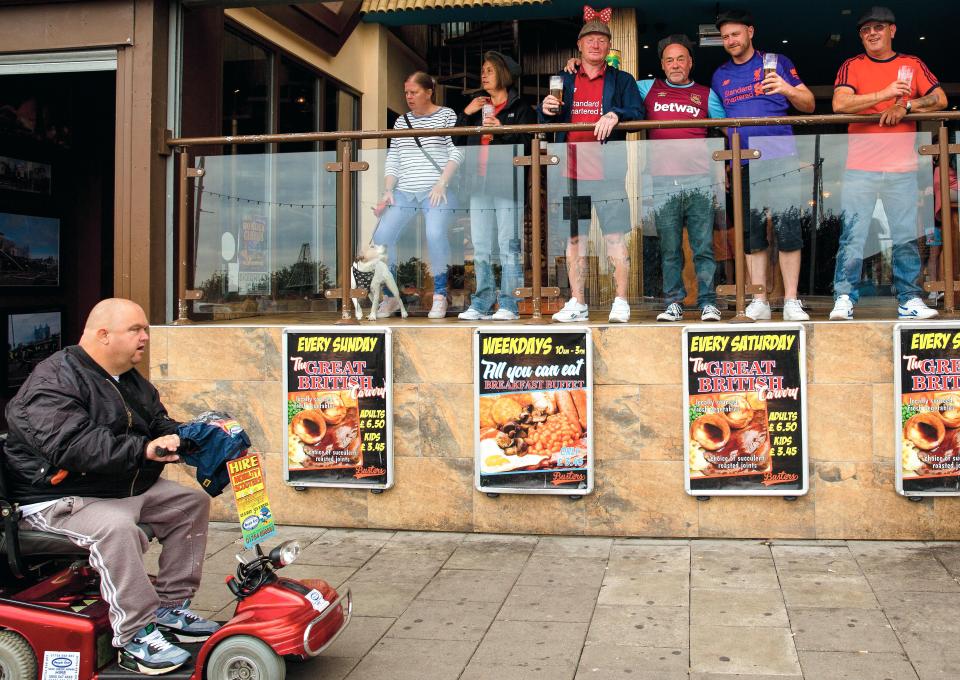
[579,5,613,40]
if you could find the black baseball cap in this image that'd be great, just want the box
[857,6,896,28]
[716,9,754,30]
[657,34,695,60]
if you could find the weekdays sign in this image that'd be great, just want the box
[227,453,277,549]
[475,327,593,495]
[895,324,960,495]
[283,328,393,490]
[683,325,808,496]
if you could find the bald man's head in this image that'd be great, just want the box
[79,298,151,375]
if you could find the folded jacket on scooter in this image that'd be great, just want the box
[177,412,251,497]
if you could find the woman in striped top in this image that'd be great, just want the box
[374,72,464,319]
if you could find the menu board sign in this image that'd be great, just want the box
[683,325,808,496]
[475,327,593,495]
[895,324,960,495]
[283,327,393,490]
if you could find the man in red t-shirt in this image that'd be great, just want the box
[539,7,643,323]
[830,5,947,321]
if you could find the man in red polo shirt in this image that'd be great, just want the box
[539,7,643,323]
[830,5,947,320]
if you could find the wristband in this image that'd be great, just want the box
[905,100,912,113]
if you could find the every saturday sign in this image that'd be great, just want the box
[228,453,277,548]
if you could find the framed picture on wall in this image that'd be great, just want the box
[0,156,52,195]
[0,211,59,287]
[6,310,62,392]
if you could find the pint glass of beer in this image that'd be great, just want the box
[549,75,564,111]
[762,52,778,78]
[896,65,914,107]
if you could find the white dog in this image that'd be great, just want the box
[351,244,408,321]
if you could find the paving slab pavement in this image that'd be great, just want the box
[149,524,960,679]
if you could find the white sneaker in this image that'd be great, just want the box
[608,297,630,323]
[427,294,448,319]
[745,298,772,320]
[552,298,588,323]
[700,304,722,322]
[829,295,854,320]
[657,303,684,322]
[377,296,401,317]
[782,298,809,321]
[458,307,492,321]
[899,297,939,320]
[490,308,519,321]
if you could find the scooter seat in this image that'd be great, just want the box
[0,523,156,560]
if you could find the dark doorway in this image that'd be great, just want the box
[0,69,115,428]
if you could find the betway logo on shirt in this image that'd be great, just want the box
[652,101,701,117]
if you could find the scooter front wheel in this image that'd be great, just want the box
[0,630,37,680]
[205,635,286,680]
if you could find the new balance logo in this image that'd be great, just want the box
[652,102,702,116]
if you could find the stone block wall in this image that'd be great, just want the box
[150,322,954,539]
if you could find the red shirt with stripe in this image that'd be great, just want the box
[835,53,939,172]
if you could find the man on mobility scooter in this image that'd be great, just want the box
[4,298,218,675]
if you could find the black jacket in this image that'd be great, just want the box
[455,90,537,197]
[3,346,180,505]
[455,89,538,148]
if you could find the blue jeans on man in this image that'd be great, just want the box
[468,193,522,314]
[833,170,922,304]
[373,189,456,295]
[653,175,716,308]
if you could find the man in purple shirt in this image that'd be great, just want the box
[711,9,815,321]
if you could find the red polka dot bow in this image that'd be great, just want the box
[583,6,612,23]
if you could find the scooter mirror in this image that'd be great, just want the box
[269,540,301,568]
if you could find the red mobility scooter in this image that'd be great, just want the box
[0,435,352,679]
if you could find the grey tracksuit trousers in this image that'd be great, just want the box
[23,479,210,646]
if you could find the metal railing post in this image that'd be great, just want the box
[714,130,762,322]
[173,148,204,325]
[920,126,960,315]
[324,139,369,322]
[514,134,559,321]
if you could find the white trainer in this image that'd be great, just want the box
[490,308,519,321]
[898,297,939,320]
[744,298,772,320]
[458,307,492,321]
[427,294,448,319]
[608,297,630,323]
[377,296,401,317]
[657,303,684,322]
[829,295,854,320]
[552,298,588,323]
[782,298,809,321]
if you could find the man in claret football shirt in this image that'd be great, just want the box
[711,9,815,322]
[829,6,947,321]
[539,7,643,324]
[638,34,726,323]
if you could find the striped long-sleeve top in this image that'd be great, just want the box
[385,106,464,193]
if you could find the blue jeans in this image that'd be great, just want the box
[833,169,921,304]
[653,175,716,307]
[373,189,456,295]
[469,193,523,314]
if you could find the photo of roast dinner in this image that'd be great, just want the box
[902,392,960,477]
[288,391,362,469]
[479,390,588,474]
[689,392,771,477]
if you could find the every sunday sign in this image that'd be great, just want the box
[895,324,960,496]
[283,328,393,490]
[475,327,593,495]
[683,325,808,496]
